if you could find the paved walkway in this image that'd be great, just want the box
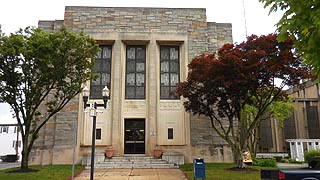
[74,168,189,180]
[277,162,308,169]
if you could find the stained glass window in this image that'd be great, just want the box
[103,47,111,59]
[127,48,135,59]
[161,61,169,72]
[161,73,169,86]
[90,45,112,99]
[160,46,180,99]
[136,63,145,72]
[136,73,145,86]
[126,74,135,86]
[125,46,146,99]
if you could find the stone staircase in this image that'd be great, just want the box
[86,155,179,169]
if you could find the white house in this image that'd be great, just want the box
[0,124,22,162]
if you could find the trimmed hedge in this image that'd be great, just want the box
[305,150,320,163]
[252,158,277,167]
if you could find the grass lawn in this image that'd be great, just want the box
[0,165,83,180]
[180,163,273,180]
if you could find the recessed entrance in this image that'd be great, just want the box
[124,119,145,154]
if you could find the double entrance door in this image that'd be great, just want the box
[124,119,145,154]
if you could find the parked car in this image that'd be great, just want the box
[261,169,320,180]
[0,154,18,162]
[278,169,320,180]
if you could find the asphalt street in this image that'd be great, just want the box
[0,162,20,170]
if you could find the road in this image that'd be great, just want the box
[0,162,20,170]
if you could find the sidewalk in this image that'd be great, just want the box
[277,162,308,169]
[74,168,189,180]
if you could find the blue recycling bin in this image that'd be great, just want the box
[193,158,206,179]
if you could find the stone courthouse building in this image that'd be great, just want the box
[31,6,233,165]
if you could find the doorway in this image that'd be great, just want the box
[124,119,145,154]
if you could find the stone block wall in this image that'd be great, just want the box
[207,22,233,53]
[190,21,233,162]
[30,96,79,165]
[190,115,234,162]
[63,6,211,61]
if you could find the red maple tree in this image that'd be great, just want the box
[177,34,313,168]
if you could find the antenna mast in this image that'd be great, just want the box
[242,0,248,38]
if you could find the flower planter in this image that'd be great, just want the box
[154,149,163,159]
[105,149,114,159]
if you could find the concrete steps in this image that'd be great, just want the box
[86,156,179,169]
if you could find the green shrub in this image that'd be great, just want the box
[288,159,304,164]
[252,158,276,167]
[305,149,320,163]
[274,156,283,162]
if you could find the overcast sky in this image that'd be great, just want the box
[0,0,282,123]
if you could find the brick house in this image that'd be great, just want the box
[31,6,233,165]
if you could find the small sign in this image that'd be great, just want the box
[150,131,156,136]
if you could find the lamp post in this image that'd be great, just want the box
[83,86,109,180]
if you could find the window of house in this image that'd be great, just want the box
[96,128,102,140]
[160,46,180,99]
[125,45,146,99]
[2,126,8,133]
[12,140,22,148]
[90,45,112,99]
[168,128,173,140]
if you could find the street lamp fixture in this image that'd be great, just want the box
[82,85,109,180]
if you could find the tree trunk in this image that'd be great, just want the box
[233,149,246,168]
[231,143,246,168]
[21,144,29,170]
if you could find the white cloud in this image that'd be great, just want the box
[0,103,16,124]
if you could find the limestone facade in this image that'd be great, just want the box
[31,6,233,165]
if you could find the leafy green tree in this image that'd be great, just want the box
[244,98,295,155]
[177,34,312,168]
[260,0,320,76]
[0,27,99,171]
